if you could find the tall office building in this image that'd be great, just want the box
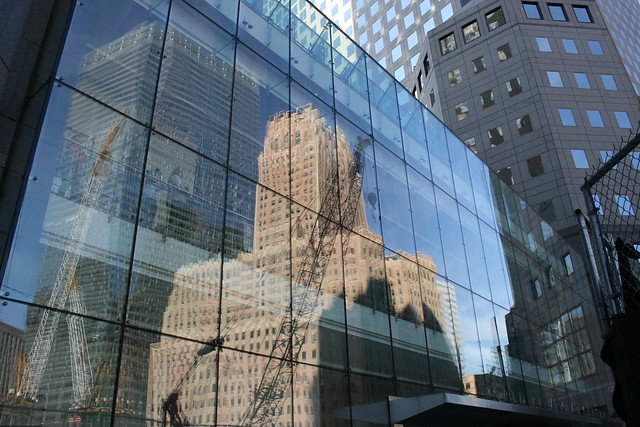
[595,0,640,96]
[412,0,640,249]
[0,0,620,425]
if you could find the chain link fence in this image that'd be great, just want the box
[579,124,640,320]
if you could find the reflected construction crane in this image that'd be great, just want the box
[242,135,369,425]
[19,115,125,405]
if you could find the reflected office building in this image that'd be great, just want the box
[0,0,616,426]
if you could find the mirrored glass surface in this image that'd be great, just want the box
[0,300,121,424]
[367,61,403,156]
[128,133,227,335]
[3,86,145,319]
[56,0,169,123]
[185,0,239,34]
[375,145,414,255]
[229,43,290,184]
[153,1,236,164]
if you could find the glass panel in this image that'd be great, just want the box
[3,86,145,317]
[238,0,290,73]
[220,183,290,358]
[467,153,496,227]
[387,254,430,384]
[447,130,475,212]
[128,133,227,334]
[290,202,347,369]
[185,0,239,34]
[333,40,371,134]
[452,284,483,394]
[480,223,513,309]
[375,145,414,254]
[459,207,491,299]
[291,0,333,105]
[289,88,339,221]
[293,366,350,426]
[121,329,219,425]
[229,44,290,183]
[427,277,462,390]
[367,60,403,156]
[56,0,169,123]
[398,87,431,180]
[345,237,393,376]
[219,349,292,425]
[0,301,121,423]
[424,111,455,196]
[349,374,393,426]
[153,1,236,164]
[335,115,382,238]
[407,167,446,274]
[473,294,507,399]
[435,189,469,288]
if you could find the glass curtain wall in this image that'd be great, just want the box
[0,0,607,425]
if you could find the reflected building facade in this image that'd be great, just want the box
[0,0,616,425]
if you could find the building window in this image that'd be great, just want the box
[407,32,419,49]
[548,4,567,21]
[386,5,396,21]
[523,2,542,19]
[527,155,545,177]
[455,102,469,120]
[480,89,495,108]
[600,74,617,90]
[441,3,454,21]
[563,253,574,275]
[464,137,478,153]
[497,44,512,61]
[614,111,632,128]
[506,77,523,96]
[536,37,551,52]
[574,73,590,89]
[374,38,384,53]
[533,278,543,298]
[440,33,457,55]
[588,40,604,55]
[486,7,506,31]
[573,5,593,23]
[496,167,514,185]
[600,150,618,169]
[430,89,436,106]
[571,149,589,168]
[389,25,399,40]
[418,71,424,90]
[547,71,563,87]
[462,20,481,43]
[559,109,576,126]
[472,56,486,73]
[448,67,462,86]
[586,110,604,127]
[372,19,382,33]
[630,152,640,169]
[424,17,435,33]
[392,45,403,62]
[562,39,578,53]
[394,66,405,81]
[516,114,533,134]
[423,54,430,75]
[615,195,635,216]
[488,126,504,146]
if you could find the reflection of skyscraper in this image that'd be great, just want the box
[146,104,456,424]
[20,21,260,419]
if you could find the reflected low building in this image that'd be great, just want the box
[0,0,616,425]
